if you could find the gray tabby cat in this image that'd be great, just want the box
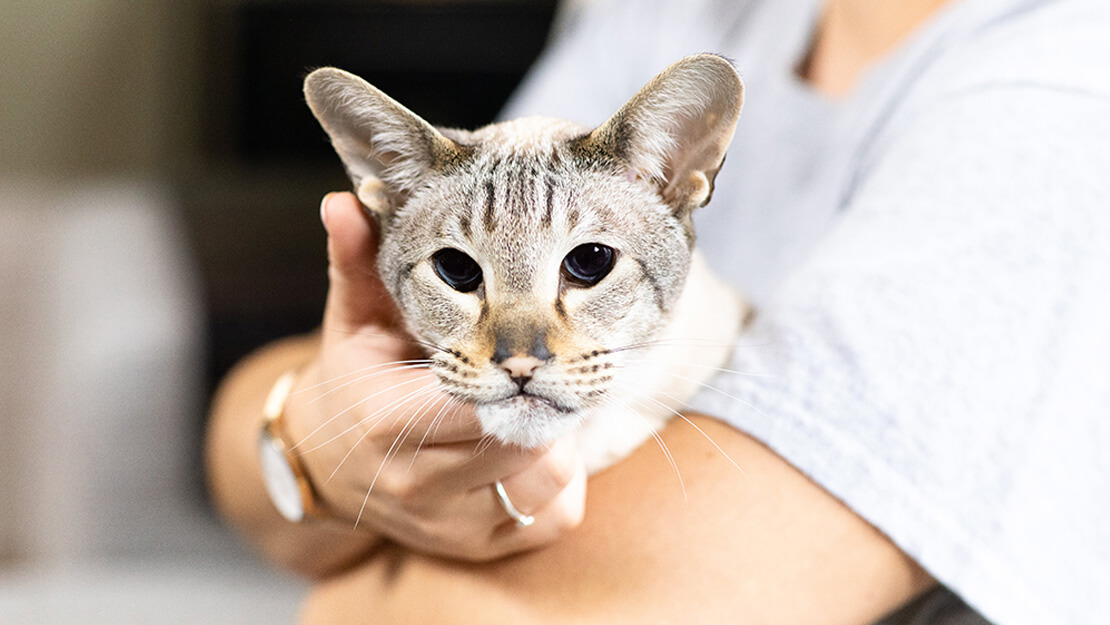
[304,54,747,473]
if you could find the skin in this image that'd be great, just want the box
[804,0,954,96]
[206,1,953,621]
[302,414,934,625]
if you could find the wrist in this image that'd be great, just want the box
[259,368,339,524]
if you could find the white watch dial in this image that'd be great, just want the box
[258,431,306,523]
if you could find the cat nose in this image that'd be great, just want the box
[499,356,544,388]
[492,328,552,367]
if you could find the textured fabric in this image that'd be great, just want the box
[504,1,1110,624]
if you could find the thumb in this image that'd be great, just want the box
[320,191,404,335]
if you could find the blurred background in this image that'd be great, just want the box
[0,0,558,621]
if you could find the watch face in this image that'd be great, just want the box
[258,431,306,523]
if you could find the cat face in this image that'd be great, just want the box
[376,122,694,446]
[305,55,742,447]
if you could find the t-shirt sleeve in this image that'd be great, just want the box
[689,63,1110,625]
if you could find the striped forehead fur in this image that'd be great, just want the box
[434,120,580,231]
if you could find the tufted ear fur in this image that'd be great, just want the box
[304,67,469,220]
[579,54,743,215]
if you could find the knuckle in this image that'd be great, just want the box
[541,452,578,491]
[411,514,447,543]
[378,469,419,501]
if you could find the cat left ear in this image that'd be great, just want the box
[581,54,743,215]
[304,67,468,220]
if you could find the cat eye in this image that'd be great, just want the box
[562,243,616,287]
[432,248,483,293]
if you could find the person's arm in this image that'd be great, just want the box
[301,414,935,624]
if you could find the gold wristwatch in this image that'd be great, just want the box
[257,370,321,523]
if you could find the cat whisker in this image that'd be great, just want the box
[329,384,442,485]
[331,385,445,530]
[611,360,773,424]
[646,394,746,476]
[352,389,446,529]
[428,398,468,445]
[342,381,443,448]
[605,336,775,356]
[662,371,772,423]
[593,393,687,500]
[323,385,443,513]
[406,395,466,472]
[473,431,500,458]
[608,377,746,476]
[304,361,435,405]
[298,379,440,454]
[372,388,446,480]
[290,366,436,452]
[323,327,455,357]
[292,359,432,399]
[620,358,777,380]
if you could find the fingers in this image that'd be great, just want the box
[320,192,405,336]
[492,436,583,519]
[314,430,586,562]
[489,454,587,555]
[448,437,585,560]
[390,442,587,562]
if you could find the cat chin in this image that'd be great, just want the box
[475,395,585,449]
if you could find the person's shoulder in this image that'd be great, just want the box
[925,0,1110,99]
[863,0,1110,158]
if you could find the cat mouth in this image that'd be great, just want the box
[501,391,577,414]
[471,388,589,448]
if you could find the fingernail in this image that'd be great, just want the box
[320,193,334,229]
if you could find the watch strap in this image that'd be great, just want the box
[259,370,323,523]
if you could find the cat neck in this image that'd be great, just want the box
[576,251,746,473]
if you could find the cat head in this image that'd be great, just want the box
[305,54,742,448]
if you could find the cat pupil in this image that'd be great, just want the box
[562,243,616,286]
[432,248,482,292]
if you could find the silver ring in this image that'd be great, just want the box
[493,480,534,528]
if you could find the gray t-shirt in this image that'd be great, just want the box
[504,1,1110,623]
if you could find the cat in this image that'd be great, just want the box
[304,54,748,473]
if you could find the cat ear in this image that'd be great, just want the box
[581,54,743,215]
[304,67,468,219]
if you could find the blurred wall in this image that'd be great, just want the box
[0,0,202,178]
[0,0,206,563]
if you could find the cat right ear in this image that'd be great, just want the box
[304,68,468,220]
[579,54,744,216]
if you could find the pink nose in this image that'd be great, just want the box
[500,356,543,380]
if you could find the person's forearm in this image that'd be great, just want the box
[300,416,935,624]
[205,333,383,579]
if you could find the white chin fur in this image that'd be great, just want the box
[475,396,584,449]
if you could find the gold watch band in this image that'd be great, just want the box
[260,370,325,522]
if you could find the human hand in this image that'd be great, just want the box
[281,191,586,561]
